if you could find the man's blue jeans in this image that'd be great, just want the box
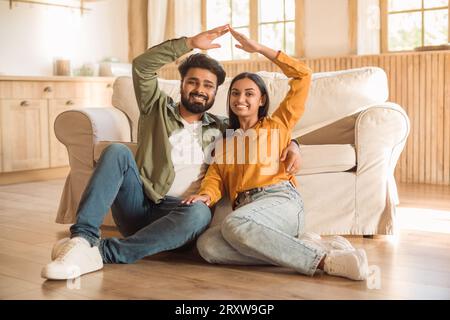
[70,143,211,264]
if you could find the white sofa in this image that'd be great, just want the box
[54,67,410,236]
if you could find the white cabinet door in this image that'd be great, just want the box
[0,99,49,172]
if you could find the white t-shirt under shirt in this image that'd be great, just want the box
[166,118,209,198]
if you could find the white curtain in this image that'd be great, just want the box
[148,0,202,47]
[357,0,380,55]
[173,0,202,37]
[147,0,169,47]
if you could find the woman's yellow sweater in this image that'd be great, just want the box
[198,51,312,206]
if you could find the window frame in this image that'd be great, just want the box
[380,0,450,53]
[201,0,304,61]
[257,0,296,56]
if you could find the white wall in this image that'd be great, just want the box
[0,0,128,76]
[302,0,380,58]
[304,0,350,58]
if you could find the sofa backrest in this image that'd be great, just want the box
[111,77,180,142]
[112,67,388,142]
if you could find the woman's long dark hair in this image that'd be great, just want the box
[227,72,270,131]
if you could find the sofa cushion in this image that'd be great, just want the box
[256,67,388,138]
[297,144,356,175]
[93,141,355,177]
[299,113,359,145]
[112,67,388,143]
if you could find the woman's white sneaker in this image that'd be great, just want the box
[323,249,369,281]
[299,232,354,252]
[41,237,103,280]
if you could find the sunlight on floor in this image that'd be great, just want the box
[397,207,450,234]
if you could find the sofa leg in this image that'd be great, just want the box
[363,235,374,239]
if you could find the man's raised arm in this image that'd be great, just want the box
[132,38,192,115]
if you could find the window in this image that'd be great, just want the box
[382,0,449,52]
[206,0,250,60]
[258,0,296,56]
[205,0,297,61]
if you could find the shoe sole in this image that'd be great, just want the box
[41,263,103,280]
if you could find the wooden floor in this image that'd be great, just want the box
[0,180,449,300]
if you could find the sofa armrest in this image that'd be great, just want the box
[354,102,410,234]
[94,141,138,162]
[355,103,410,175]
[54,107,131,224]
[54,107,132,168]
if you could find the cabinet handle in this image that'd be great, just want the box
[65,100,74,106]
[106,83,112,88]
[44,86,53,93]
[20,100,30,107]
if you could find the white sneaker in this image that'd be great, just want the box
[299,232,354,252]
[41,237,103,280]
[323,249,369,281]
[51,237,70,260]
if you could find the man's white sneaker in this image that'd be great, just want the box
[41,237,103,280]
[299,232,354,252]
[51,237,70,260]
[323,249,369,281]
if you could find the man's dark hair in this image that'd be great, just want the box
[178,53,226,87]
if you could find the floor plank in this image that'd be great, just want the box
[0,180,449,299]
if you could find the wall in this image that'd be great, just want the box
[303,0,381,58]
[304,0,350,58]
[0,0,128,76]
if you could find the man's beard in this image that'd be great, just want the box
[180,91,215,114]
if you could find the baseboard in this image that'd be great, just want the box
[0,167,70,185]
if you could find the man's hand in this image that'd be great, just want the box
[181,194,212,206]
[186,25,229,50]
[280,141,302,174]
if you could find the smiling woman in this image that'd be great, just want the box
[227,72,270,131]
[183,28,372,281]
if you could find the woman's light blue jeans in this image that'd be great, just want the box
[197,181,326,276]
[70,143,211,264]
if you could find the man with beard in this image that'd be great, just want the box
[41,25,301,280]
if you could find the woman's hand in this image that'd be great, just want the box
[182,194,212,206]
[229,27,261,53]
[230,26,278,60]
[186,25,229,50]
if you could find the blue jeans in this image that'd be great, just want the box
[197,181,326,276]
[70,143,211,264]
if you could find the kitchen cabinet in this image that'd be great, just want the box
[0,76,115,174]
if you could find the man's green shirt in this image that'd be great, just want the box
[132,37,229,203]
